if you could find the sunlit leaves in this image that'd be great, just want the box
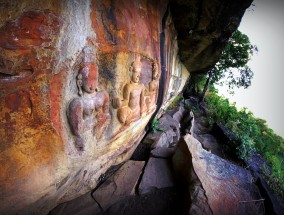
[211,30,258,92]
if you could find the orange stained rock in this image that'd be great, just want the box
[0,10,60,51]
[90,0,163,59]
[0,10,61,89]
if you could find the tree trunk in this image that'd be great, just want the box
[199,72,212,103]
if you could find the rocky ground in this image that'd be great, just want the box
[49,97,283,215]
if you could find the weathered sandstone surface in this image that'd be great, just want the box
[0,0,251,214]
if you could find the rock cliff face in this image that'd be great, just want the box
[0,0,251,214]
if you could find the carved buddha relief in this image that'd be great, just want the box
[112,57,146,125]
[145,61,160,112]
[68,49,110,150]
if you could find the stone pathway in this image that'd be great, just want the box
[49,107,185,215]
[49,101,271,215]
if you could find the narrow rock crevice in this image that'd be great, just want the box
[133,159,147,195]
[91,195,105,215]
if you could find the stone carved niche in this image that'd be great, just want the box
[67,48,111,151]
[112,56,146,125]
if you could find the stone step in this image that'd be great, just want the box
[139,157,175,195]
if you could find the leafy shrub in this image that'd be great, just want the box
[167,95,183,110]
[151,118,163,133]
[236,135,255,160]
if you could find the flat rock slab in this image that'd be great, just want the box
[183,134,265,215]
[158,114,180,140]
[150,147,175,158]
[92,160,145,210]
[106,187,180,215]
[49,160,145,215]
[139,158,174,195]
[151,130,176,149]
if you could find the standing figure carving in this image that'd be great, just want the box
[68,50,110,150]
[146,61,160,112]
[112,57,145,125]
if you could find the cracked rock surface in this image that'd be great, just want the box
[180,134,265,215]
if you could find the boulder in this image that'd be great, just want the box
[158,113,181,141]
[189,182,213,215]
[92,160,145,211]
[174,135,265,215]
[172,106,186,122]
[180,110,194,135]
[255,176,284,215]
[192,116,211,135]
[150,129,177,149]
[183,97,200,112]
[150,147,175,158]
[247,152,271,176]
[150,131,172,149]
[139,158,175,194]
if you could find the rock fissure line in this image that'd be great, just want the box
[91,194,105,215]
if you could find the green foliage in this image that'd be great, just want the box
[151,118,163,133]
[236,135,255,160]
[267,155,284,197]
[211,30,258,91]
[187,30,257,103]
[205,92,284,197]
[167,95,183,110]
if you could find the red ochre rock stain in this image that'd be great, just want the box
[5,91,32,113]
[0,10,60,51]
[0,10,61,86]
